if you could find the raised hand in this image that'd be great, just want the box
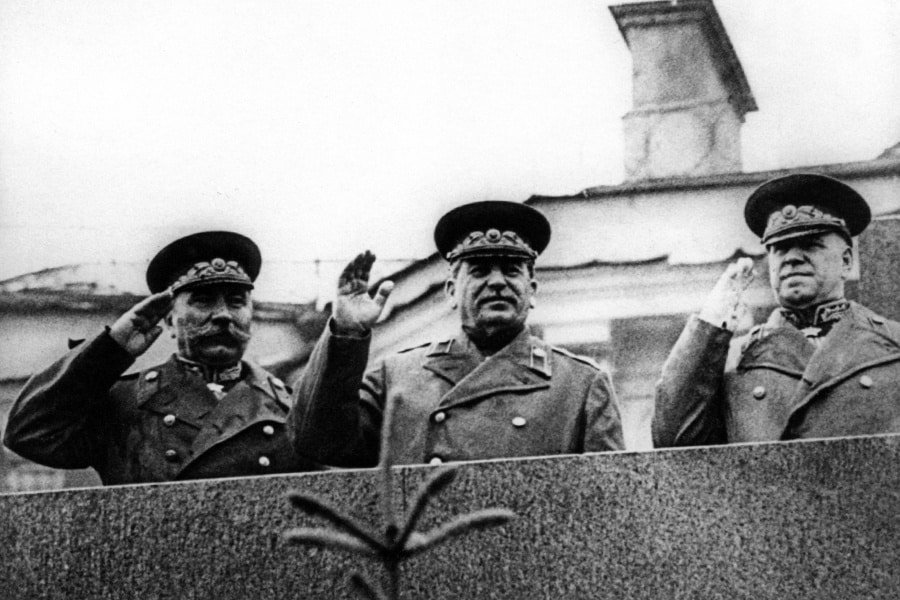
[698,257,755,331]
[109,289,175,357]
[333,251,394,336]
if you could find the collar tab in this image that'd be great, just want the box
[780,299,850,330]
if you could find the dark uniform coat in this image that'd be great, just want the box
[290,322,624,467]
[4,330,319,485]
[653,301,900,447]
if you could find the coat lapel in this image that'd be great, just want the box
[136,357,215,428]
[179,361,290,474]
[430,329,551,410]
[790,304,900,415]
[737,310,812,377]
[422,335,482,387]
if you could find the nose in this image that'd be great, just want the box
[781,244,806,264]
[486,265,507,289]
[209,296,233,322]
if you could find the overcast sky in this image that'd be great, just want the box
[1,0,898,285]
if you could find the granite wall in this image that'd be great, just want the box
[1,434,897,599]
[859,214,900,322]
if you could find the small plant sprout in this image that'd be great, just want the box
[283,401,515,600]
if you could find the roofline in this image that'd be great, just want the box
[529,157,900,203]
[0,290,317,321]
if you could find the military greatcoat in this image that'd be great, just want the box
[653,301,900,447]
[289,323,625,467]
[4,331,319,485]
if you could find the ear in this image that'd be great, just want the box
[840,243,854,280]
[163,313,176,338]
[444,278,457,309]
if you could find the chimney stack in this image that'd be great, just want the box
[610,0,756,180]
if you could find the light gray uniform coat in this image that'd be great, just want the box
[291,323,624,467]
[653,302,900,446]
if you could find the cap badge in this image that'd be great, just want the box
[447,230,537,262]
[171,259,251,293]
[763,204,848,244]
[781,205,798,220]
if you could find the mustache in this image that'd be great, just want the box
[779,269,814,280]
[189,322,252,343]
[478,294,515,305]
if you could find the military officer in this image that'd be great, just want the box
[653,174,900,447]
[290,200,625,467]
[4,231,319,484]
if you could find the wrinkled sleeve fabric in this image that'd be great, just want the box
[583,372,626,452]
[289,319,382,468]
[3,330,134,469]
[652,315,732,447]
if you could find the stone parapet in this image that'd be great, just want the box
[1,435,898,599]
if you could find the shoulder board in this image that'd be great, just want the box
[268,375,292,395]
[132,363,169,405]
[741,323,766,344]
[268,376,294,408]
[399,341,433,355]
[852,302,900,337]
[551,346,605,371]
[135,364,167,383]
[868,313,900,340]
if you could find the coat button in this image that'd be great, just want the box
[163,414,176,427]
[164,449,178,462]
[145,371,158,381]
[859,375,873,388]
[258,456,271,467]
[428,456,443,466]
[512,417,527,428]
[433,411,447,423]
[262,425,275,436]
[752,386,766,399]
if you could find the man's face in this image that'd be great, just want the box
[446,256,537,338]
[167,283,253,366]
[767,231,852,310]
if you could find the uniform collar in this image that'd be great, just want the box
[137,355,285,409]
[424,326,552,382]
[779,298,850,332]
[174,354,243,384]
[748,301,899,379]
[423,326,552,411]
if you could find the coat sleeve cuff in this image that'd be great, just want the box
[327,317,372,340]
[688,314,734,348]
[88,327,139,380]
[324,317,372,359]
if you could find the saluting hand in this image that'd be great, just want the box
[109,289,175,357]
[333,251,394,336]
[699,257,755,331]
